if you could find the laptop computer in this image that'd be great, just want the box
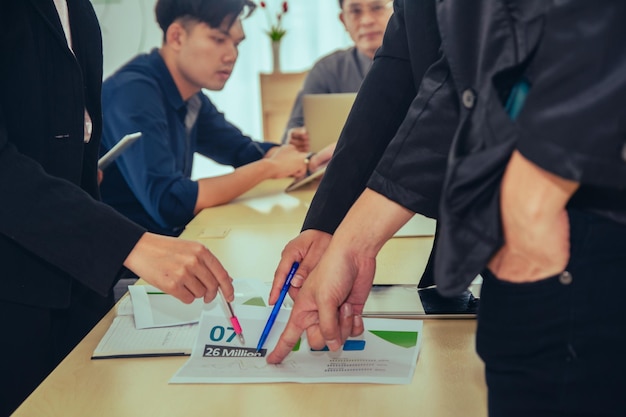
[302,93,357,152]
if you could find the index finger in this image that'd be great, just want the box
[266,311,318,364]
[270,250,302,305]
[199,247,234,302]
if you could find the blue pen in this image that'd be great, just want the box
[256,261,300,352]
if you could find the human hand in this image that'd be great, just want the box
[487,151,578,282]
[488,209,570,282]
[308,142,337,173]
[286,127,309,152]
[267,189,413,363]
[266,144,307,178]
[123,232,234,304]
[266,242,374,364]
[270,229,332,304]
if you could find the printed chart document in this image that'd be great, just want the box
[128,280,267,329]
[92,280,269,359]
[129,285,205,329]
[171,304,423,385]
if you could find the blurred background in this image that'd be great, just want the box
[92,0,353,178]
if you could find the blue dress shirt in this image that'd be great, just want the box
[100,49,276,236]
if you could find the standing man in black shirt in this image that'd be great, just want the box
[266,1,626,416]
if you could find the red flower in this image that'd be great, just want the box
[261,1,289,41]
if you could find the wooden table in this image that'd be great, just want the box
[12,179,486,417]
[181,179,436,284]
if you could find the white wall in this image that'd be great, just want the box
[92,0,352,178]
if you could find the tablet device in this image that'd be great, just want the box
[285,165,327,192]
[98,132,142,170]
[362,280,481,319]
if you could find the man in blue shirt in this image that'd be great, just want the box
[101,0,329,236]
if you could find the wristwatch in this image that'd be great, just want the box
[304,152,316,176]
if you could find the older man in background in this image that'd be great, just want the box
[281,0,393,149]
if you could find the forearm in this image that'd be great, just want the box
[502,150,579,224]
[194,159,277,213]
[331,188,415,258]
[263,146,280,158]
[489,150,580,281]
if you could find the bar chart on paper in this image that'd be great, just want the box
[171,304,423,384]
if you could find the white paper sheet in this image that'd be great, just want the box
[129,279,269,329]
[93,280,271,358]
[171,304,423,384]
[92,315,198,358]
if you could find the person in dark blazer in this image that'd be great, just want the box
[266,0,626,415]
[0,1,240,414]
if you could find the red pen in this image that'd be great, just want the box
[218,287,245,345]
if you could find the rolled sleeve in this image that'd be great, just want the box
[516,0,626,188]
[195,96,275,167]
[368,54,458,219]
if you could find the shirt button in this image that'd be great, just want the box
[462,89,476,109]
[559,271,573,285]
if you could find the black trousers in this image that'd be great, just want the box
[0,282,113,416]
[477,209,626,417]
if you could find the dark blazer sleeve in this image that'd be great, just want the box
[0,0,145,307]
[0,104,146,298]
[303,0,443,233]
